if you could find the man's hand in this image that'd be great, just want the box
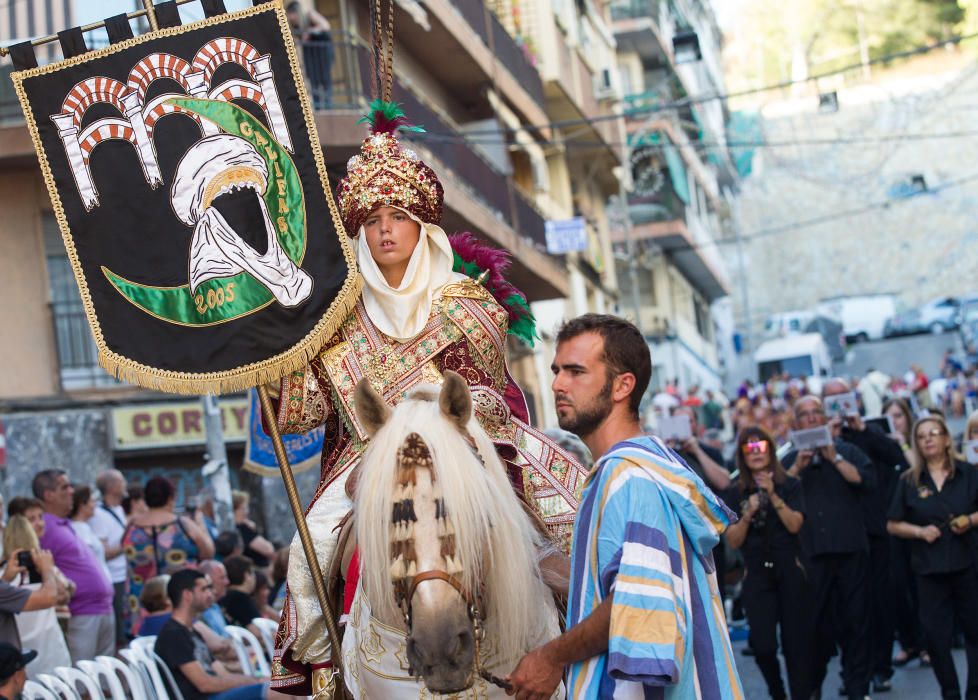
[846,414,865,432]
[681,437,699,454]
[33,549,55,576]
[919,525,942,543]
[793,450,815,472]
[506,645,562,700]
[820,443,838,464]
[754,471,775,495]
[2,549,24,582]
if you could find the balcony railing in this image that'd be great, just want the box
[446,0,545,110]
[609,0,665,22]
[486,11,545,108]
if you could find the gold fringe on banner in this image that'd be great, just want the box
[11,2,362,396]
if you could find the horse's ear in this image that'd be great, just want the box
[354,378,390,437]
[440,371,472,429]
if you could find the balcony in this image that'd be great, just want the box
[542,28,623,168]
[389,0,547,128]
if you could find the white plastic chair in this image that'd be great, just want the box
[226,625,271,676]
[130,635,157,657]
[54,666,104,700]
[119,649,158,700]
[96,655,148,700]
[76,660,127,700]
[250,617,278,659]
[124,645,185,700]
[23,680,59,700]
[34,674,78,700]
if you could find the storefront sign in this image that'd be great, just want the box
[112,398,249,450]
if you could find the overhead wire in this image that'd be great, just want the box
[423,30,978,139]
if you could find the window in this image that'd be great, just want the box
[44,213,120,390]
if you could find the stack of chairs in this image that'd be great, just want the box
[20,620,278,700]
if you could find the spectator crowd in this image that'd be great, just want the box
[643,352,978,700]
[0,469,292,699]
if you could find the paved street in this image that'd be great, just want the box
[732,639,964,698]
[842,330,962,379]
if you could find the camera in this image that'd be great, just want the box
[16,551,41,584]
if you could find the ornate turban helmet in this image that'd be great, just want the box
[337,100,443,236]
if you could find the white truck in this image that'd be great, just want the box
[817,294,897,343]
[754,333,833,384]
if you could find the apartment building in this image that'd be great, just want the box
[610,0,737,402]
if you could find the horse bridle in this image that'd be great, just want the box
[391,433,513,692]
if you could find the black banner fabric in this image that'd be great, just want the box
[12,4,359,394]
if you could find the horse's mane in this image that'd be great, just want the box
[355,385,551,662]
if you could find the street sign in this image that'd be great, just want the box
[545,217,588,254]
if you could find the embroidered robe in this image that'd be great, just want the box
[270,277,587,693]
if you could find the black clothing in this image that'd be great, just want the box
[723,477,806,567]
[840,426,907,683]
[892,536,924,654]
[841,426,909,536]
[237,522,270,568]
[868,534,895,679]
[810,551,873,699]
[220,589,261,628]
[742,557,814,700]
[917,567,978,699]
[784,440,875,698]
[155,617,214,700]
[888,461,978,576]
[783,440,875,556]
[725,477,813,699]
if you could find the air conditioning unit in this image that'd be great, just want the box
[594,67,618,99]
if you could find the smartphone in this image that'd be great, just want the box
[16,551,41,584]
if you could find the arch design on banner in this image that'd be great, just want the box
[50,36,293,210]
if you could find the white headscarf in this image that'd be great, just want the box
[357,207,464,340]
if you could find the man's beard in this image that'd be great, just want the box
[557,375,614,438]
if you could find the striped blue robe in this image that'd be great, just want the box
[565,436,744,699]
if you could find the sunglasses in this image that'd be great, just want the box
[915,427,946,440]
[741,440,769,455]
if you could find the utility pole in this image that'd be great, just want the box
[201,394,234,530]
[618,142,644,331]
[729,191,754,360]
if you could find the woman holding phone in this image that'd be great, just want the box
[888,414,978,699]
[725,426,812,699]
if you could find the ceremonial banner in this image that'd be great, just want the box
[243,388,322,477]
[11,3,359,394]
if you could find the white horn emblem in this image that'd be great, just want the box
[171,134,312,307]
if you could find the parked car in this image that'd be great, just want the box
[817,294,897,343]
[884,296,960,337]
[918,296,961,334]
[958,297,978,348]
[884,309,923,338]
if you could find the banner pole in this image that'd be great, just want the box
[256,385,346,696]
[142,0,159,32]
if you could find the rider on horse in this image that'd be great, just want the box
[266,101,587,695]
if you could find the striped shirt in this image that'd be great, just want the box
[565,436,744,699]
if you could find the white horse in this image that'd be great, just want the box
[345,371,565,698]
